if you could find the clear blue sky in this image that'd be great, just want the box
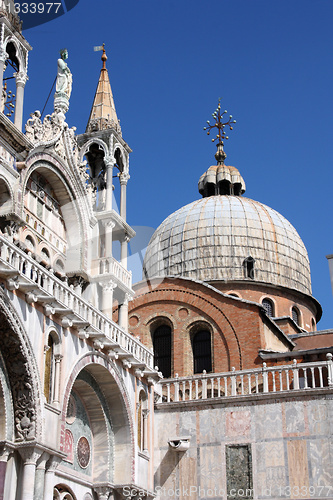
[21,0,333,329]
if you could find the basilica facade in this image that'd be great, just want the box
[0,3,332,500]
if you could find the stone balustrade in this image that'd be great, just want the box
[0,234,154,370]
[159,355,333,403]
[99,256,132,289]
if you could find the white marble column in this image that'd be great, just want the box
[14,71,28,131]
[118,292,131,331]
[43,456,61,500]
[52,354,63,405]
[18,448,42,500]
[142,409,150,454]
[103,220,115,259]
[120,233,130,270]
[105,157,114,212]
[0,445,10,500]
[119,172,130,220]
[101,280,117,318]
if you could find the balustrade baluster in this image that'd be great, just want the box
[217,377,221,397]
[210,378,214,398]
[311,367,315,388]
[247,374,251,394]
[167,384,170,403]
[318,366,323,387]
[286,369,290,390]
[195,380,199,400]
[303,368,309,389]
[182,381,186,401]
[272,371,276,392]
[189,381,192,400]
[224,377,228,396]
[240,374,244,395]
[255,373,259,393]
[279,370,283,391]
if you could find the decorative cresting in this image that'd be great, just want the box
[199,99,245,197]
[24,111,88,184]
[0,291,40,442]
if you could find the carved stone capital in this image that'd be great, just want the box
[18,447,42,465]
[119,172,130,185]
[15,71,28,87]
[102,220,115,230]
[102,280,117,293]
[104,155,115,167]
[45,455,62,473]
[94,485,114,500]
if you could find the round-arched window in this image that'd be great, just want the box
[153,324,171,378]
[262,298,274,318]
[292,306,300,325]
[192,330,212,374]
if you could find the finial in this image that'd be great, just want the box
[203,98,236,165]
[94,43,107,69]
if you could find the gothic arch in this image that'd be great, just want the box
[79,138,109,162]
[113,143,126,173]
[60,353,135,484]
[0,289,42,442]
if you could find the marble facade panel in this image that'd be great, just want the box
[309,439,333,488]
[199,445,224,493]
[284,401,306,435]
[255,403,283,439]
[308,401,330,436]
[225,410,251,438]
[199,408,224,442]
[287,440,309,498]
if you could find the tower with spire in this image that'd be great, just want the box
[77,46,134,330]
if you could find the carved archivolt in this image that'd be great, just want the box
[0,290,41,442]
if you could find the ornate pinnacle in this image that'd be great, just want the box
[203,98,236,165]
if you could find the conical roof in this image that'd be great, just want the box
[86,46,121,134]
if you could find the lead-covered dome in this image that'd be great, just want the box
[143,195,312,295]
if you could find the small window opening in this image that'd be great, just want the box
[153,324,171,378]
[262,298,274,317]
[192,330,212,374]
[243,256,255,279]
[292,307,300,325]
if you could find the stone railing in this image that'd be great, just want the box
[159,355,333,403]
[0,234,154,370]
[99,256,132,289]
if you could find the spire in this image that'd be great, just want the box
[86,44,121,134]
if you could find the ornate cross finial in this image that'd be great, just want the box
[203,98,236,164]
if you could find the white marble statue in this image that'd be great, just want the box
[56,48,72,98]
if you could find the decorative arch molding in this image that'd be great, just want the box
[4,36,26,72]
[131,285,242,369]
[79,138,109,163]
[21,157,90,273]
[60,352,135,484]
[0,174,14,216]
[0,350,14,441]
[0,289,42,442]
[113,143,127,173]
